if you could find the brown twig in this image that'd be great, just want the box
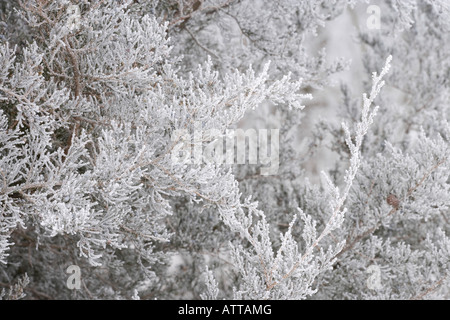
[411,275,448,300]
[64,36,82,98]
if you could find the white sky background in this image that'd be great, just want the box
[236,2,379,183]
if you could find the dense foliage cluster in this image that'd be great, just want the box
[0,0,448,300]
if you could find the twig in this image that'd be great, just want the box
[64,36,82,97]
[185,27,219,59]
[411,275,448,300]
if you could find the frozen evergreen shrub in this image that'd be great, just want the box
[0,0,448,299]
